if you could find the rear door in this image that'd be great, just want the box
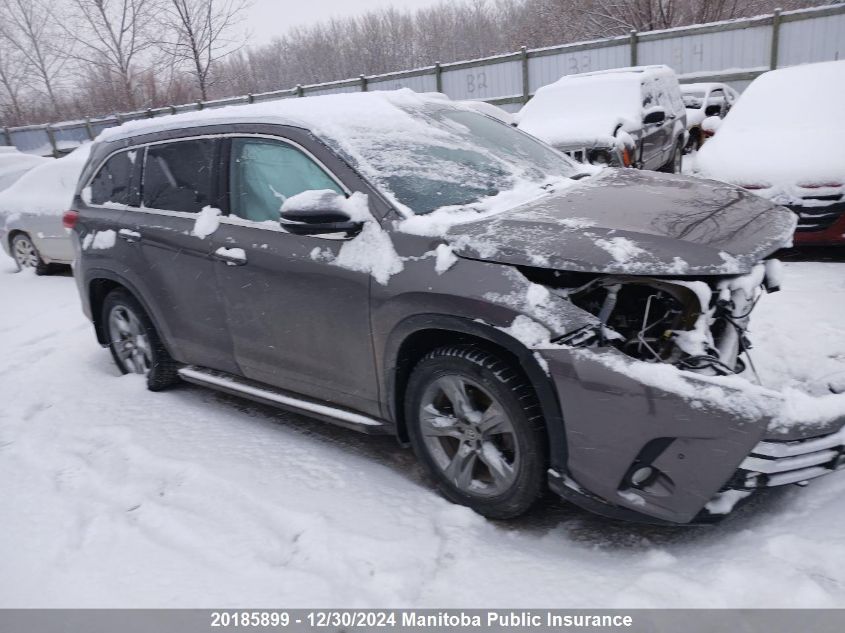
[209,133,380,417]
[123,136,239,373]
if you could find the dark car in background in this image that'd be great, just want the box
[67,91,844,525]
[516,65,687,173]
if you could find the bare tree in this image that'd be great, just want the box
[159,0,250,101]
[0,35,28,123]
[0,0,67,116]
[64,0,161,110]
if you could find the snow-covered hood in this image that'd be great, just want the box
[520,114,626,149]
[696,127,845,204]
[446,169,796,276]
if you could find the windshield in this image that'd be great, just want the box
[331,103,580,215]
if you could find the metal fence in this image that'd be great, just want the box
[3,3,844,156]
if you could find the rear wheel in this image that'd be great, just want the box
[11,233,50,275]
[102,288,180,391]
[406,345,547,519]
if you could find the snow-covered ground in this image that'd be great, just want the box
[2,257,845,608]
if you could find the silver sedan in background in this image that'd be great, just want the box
[0,145,89,274]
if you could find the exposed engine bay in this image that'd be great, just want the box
[521,260,784,378]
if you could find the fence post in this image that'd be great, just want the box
[770,8,783,69]
[84,118,94,140]
[45,126,59,157]
[3,127,12,146]
[434,62,442,93]
[296,84,304,97]
[360,74,368,92]
[629,29,638,66]
[521,46,530,103]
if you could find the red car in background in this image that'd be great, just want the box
[695,60,845,246]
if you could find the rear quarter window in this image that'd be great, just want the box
[89,150,140,206]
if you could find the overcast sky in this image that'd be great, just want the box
[246,0,445,45]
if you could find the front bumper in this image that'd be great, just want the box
[555,144,625,168]
[729,426,845,489]
[538,346,845,524]
[791,201,845,245]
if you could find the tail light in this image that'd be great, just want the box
[621,147,632,167]
[62,210,79,229]
[739,183,771,191]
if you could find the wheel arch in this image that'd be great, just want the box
[86,270,173,356]
[384,314,568,472]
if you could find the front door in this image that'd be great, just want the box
[210,135,379,416]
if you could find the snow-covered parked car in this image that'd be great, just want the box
[680,82,739,152]
[515,65,687,173]
[67,90,844,525]
[0,147,52,193]
[0,145,90,273]
[695,61,845,246]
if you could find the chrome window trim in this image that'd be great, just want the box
[83,132,350,212]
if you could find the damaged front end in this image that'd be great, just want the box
[513,259,845,524]
[524,260,782,380]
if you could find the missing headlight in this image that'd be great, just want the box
[564,277,702,363]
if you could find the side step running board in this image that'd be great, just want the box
[178,366,389,434]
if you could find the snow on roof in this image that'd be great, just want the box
[567,64,674,79]
[0,144,91,216]
[680,82,727,91]
[97,89,459,144]
[96,90,578,218]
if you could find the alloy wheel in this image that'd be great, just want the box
[108,305,152,375]
[418,374,519,497]
[12,236,39,269]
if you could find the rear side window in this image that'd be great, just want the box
[142,139,216,213]
[90,150,139,206]
[229,138,343,223]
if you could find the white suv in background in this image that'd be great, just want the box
[516,65,688,173]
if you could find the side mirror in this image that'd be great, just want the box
[701,115,722,138]
[280,190,363,236]
[704,104,722,117]
[643,107,666,125]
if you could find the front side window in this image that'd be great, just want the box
[90,150,138,206]
[229,138,343,223]
[142,139,215,213]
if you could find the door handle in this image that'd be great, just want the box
[213,246,247,266]
[118,229,141,243]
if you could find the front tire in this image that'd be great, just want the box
[406,345,547,519]
[102,288,180,391]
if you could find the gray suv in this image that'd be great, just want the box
[68,92,845,525]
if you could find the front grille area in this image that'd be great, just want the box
[789,199,845,232]
[727,426,845,489]
[563,148,587,163]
